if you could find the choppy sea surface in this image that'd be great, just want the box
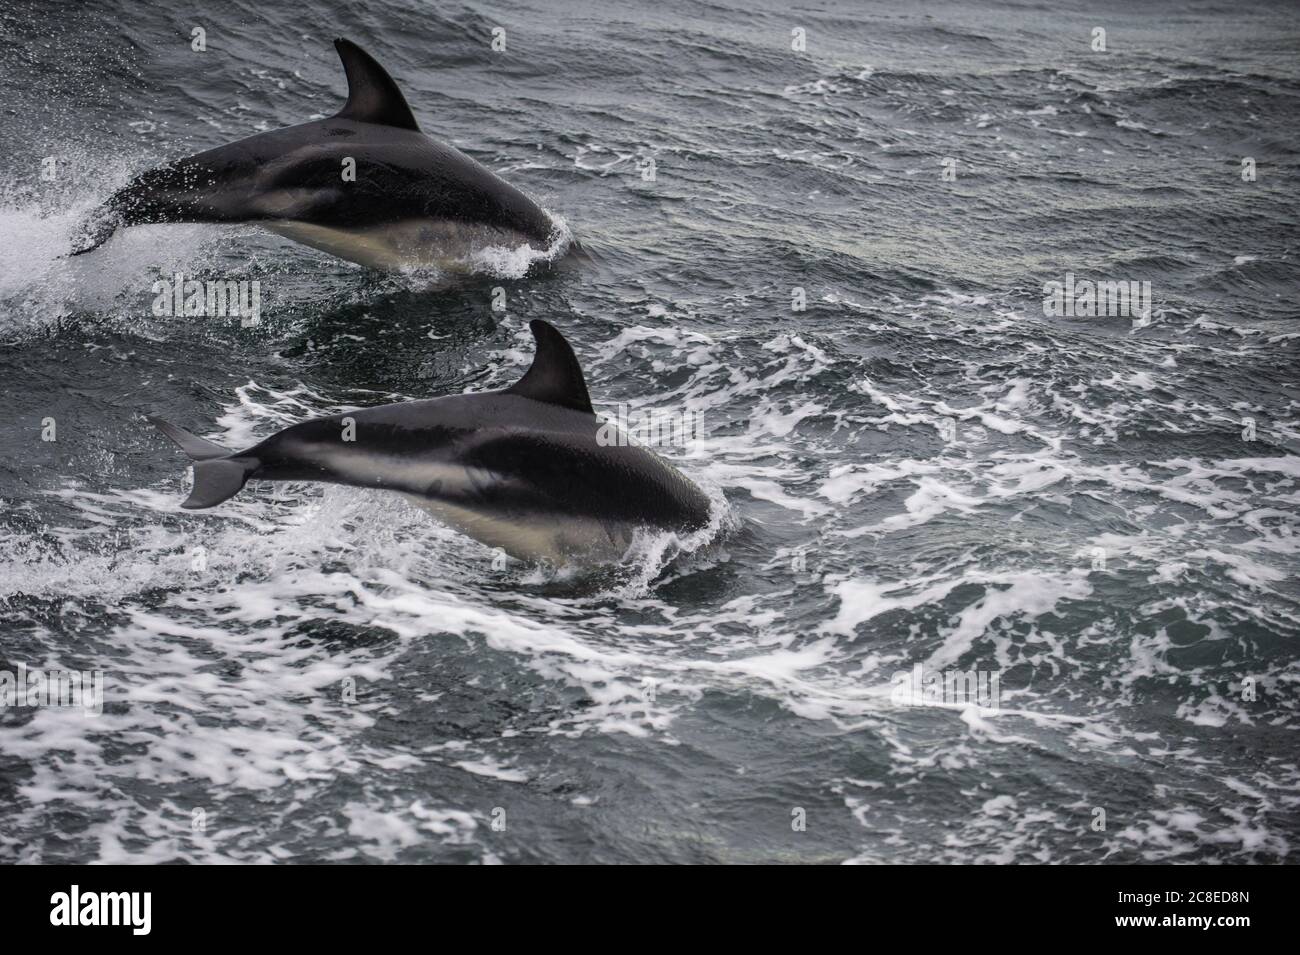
[0,0,1297,863]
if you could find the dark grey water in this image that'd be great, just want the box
[0,0,1297,863]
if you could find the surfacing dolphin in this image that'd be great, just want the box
[148,321,711,564]
[72,38,571,270]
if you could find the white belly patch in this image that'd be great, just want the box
[262,219,536,271]
[402,494,631,565]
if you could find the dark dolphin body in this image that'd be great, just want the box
[149,321,711,563]
[73,39,570,269]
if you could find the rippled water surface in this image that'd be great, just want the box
[0,0,1297,863]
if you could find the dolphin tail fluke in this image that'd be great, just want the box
[149,416,228,460]
[148,416,257,509]
[184,458,256,509]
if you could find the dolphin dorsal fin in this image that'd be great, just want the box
[504,321,594,415]
[332,38,420,131]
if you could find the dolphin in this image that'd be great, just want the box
[148,320,711,563]
[71,38,570,270]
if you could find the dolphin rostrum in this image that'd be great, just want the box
[72,38,570,270]
[149,321,711,563]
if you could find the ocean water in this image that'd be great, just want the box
[0,0,1297,863]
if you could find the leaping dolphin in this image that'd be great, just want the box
[72,38,571,270]
[148,321,711,563]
